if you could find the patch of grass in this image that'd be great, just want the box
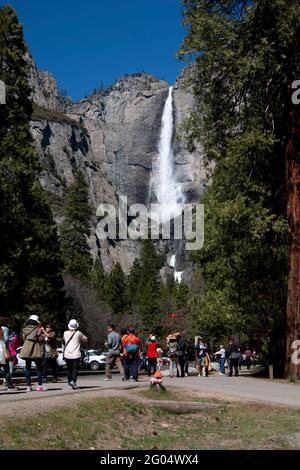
[138,387,178,401]
[138,387,228,405]
[0,397,300,450]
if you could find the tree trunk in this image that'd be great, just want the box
[285,90,300,379]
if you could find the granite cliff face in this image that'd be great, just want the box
[29,63,207,275]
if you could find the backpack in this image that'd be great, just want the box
[168,341,178,358]
[230,351,241,360]
[125,342,140,356]
[7,332,21,356]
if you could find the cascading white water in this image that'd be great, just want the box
[174,271,183,284]
[153,87,185,285]
[169,254,176,268]
[152,86,185,223]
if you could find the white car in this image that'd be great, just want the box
[15,347,66,369]
[83,349,108,371]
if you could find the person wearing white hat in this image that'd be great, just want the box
[19,314,46,392]
[147,334,158,377]
[63,319,87,389]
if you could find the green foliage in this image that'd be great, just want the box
[106,263,127,315]
[139,279,161,334]
[126,240,162,332]
[91,258,107,299]
[0,5,65,330]
[60,170,92,280]
[179,0,300,373]
[174,282,189,310]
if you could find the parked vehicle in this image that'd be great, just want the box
[56,348,66,369]
[15,347,66,370]
[15,347,36,370]
[83,350,108,371]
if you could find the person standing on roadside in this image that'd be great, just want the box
[215,344,226,375]
[245,346,253,369]
[105,324,125,381]
[122,327,143,381]
[19,315,46,392]
[147,335,158,376]
[63,319,87,390]
[42,324,58,382]
[226,339,240,377]
[0,317,17,390]
[167,334,178,378]
[176,333,186,378]
[195,336,208,377]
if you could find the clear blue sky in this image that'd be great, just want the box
[1,0,186,101]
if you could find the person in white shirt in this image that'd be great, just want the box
[63,319,87,389]
[215,345,226,375]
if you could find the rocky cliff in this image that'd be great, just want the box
[29,63,207,275]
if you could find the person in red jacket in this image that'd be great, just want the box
[122,327,143,381]
[147,335,158,376]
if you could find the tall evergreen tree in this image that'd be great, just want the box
[179,0,300,376]
[0,5,65,329]
[60,170,92,280]
[106,263,126,315]
[91,257,107,299]
[127,240,162,332]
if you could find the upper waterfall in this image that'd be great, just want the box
[151,86,185,222]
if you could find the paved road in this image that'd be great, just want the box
[1,371,300,408]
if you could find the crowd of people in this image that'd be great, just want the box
[0,314,260,391]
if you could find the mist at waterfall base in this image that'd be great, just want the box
[151,86,185,284]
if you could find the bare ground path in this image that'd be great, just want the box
[1,372,300,416]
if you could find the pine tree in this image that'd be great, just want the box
[139,279,161,335]
[60,170,92,280]
[126,258,142,304]
[91,258,107,299]
[106,263,127,315]
[0,5,65,330]
[179,0,300,376]
[174,282,189,310]
[127,240,162,332]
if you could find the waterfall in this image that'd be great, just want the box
[169,254,176,268]
[152,86,185,285]
[168,253,183,284]
[151,86,185,223]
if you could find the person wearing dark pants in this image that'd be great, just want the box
[19,315,46,392]
[147,357,157,376]
[226,340,240,377]
[65,358,80,386]
[176,333,186,378]
[147,335,158,376]
[229,358,239,377]
[25,358,43,387]
[122,327,143,381]
[42,324,58,382]
[63,319,87,390]
[44,357,58,382]
[124,356,139,381]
